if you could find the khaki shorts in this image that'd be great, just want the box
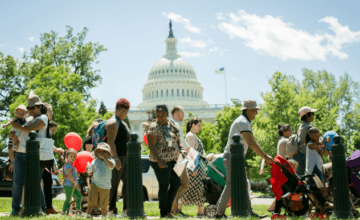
[88,183,110,210]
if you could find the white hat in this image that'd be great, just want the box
[240,100,261,111]
[298,106,317,117]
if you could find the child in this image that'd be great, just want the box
[3,105,28,150]
[61,149,82,216]
[85,142,115,218]
[305,127,331,183]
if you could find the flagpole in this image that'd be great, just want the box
[224,67,228,105]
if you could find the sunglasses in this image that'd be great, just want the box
[27,106,36,110]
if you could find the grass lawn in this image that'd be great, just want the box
[0,197,269,219]
[0,198,359,219]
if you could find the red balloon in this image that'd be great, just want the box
[64,132,82,151]
[144,133,148,146]
[73,151,93,173]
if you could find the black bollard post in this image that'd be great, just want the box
[20,131,43,217]
[332,135,350,219]
[230,135,250,217]
[127,133,146,219]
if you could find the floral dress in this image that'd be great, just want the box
[179,132,206,206]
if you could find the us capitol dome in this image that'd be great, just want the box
[126,21,226,140]
[137,21,210,110]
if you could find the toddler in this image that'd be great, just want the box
[85,142,115,218]
[61,149,82,216]
[3,105,28,150]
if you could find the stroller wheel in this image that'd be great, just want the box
[352,210,359,218]
[204,205,218,218]
[69,201,88,214]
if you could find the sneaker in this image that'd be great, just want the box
[310,213,319,219]
[271,213,286,219]
[76,210,83,216]
[10,209,20,216]
[252,212,267,219]
[175,211,189,218]
[45,207,59,214]
[121,209,127,217]
[197,213,206,218]
[108,208,118,217]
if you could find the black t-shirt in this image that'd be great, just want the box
[105,118,130,157]
[82,135,93,151]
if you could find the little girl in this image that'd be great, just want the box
[3,105,28,150]
[85,142,115,218]
[61,149,82,215]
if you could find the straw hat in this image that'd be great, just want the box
[94,142,111,158]
[27,95,43,108]
[14,105,28,115]
[240,100,261,111]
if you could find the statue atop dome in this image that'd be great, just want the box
[168,20,175,38]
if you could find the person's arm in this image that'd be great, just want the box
[2,117,17,128]
[242,132,273,165]
[8,148,15,172]
[66,167,76,186]
[12,119,45,133]
[148,134,167,168]
[308,142,320,152]
[105,119,121,169]
[102,156,115,168]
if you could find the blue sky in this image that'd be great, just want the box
[1,0,360,110]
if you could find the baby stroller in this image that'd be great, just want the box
[270,156,332,219]
[202,154,252,218]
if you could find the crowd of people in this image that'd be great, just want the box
[3,94,338,219]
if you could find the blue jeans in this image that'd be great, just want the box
[12,153,46,211]
[293,152,306,176]
[150,161,180,217]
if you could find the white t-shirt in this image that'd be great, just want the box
[224,114,252,155]
[305,141,323,175]
[17,115,48,153]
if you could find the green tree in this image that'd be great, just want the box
[98,101,108,116]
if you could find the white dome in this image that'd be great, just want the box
[137,21,209,110]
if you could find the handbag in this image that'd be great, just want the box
[38,137,55,161]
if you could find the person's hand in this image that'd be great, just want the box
[57,148,64,154]
[8,164,13,172]
[115,158,122,170]
[98,153,104,160]
[192,170,198,176]
[157,159,168,169]
[325,137,331,144]
[264,155,274,166]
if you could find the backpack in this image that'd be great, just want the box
[58,163,72,185]
[286,124,312,156]
[92,117,121,147]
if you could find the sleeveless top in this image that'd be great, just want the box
[105,117,130,157]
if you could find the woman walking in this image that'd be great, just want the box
[147,104,181,218]
[179,117,206,218]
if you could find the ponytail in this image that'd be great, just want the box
[186,117,202,134]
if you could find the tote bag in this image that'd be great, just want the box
[38,137,55,161]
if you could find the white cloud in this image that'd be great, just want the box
[162,12,201,34]
[216,12,225,20]
[178,51,203,57]
[28,37,34,41]
[232,77,239,81]
[209,46,219,53]
[0,44,4,47]
[219,49,228,56]
[180,36,207,49]
[218,10,360,61]
[18,47,25,53]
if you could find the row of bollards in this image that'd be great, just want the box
[21,132,351,218]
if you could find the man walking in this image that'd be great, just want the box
[171,106,190,217]
[215,100,274,219]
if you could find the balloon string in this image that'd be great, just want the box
[45,168,60,174]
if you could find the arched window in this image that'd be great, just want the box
[166,89,168,97]
[163,70,164,73]
[177,89,179,96]
[195,91,197,98]
[171,69,173,73]
[149,92,151,99]
[156,90,158,98]
[191,90,193,97]
[161,90,163,97]
[152,91,154,98]
[182,89,184,96]
[187,90,189,97]
[175,69,177,72]
[167,70,169,73]
[171,89,174,96]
